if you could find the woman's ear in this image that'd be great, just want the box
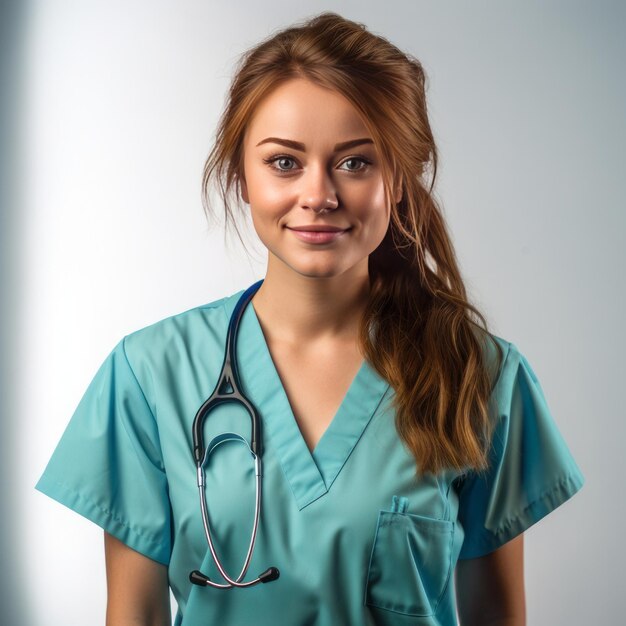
[240,174,249,204]
[395,185,403,204]
[394,172,403,204]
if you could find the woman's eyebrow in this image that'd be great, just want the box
[255,137,374,152]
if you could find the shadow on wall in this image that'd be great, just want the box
[1,2,33,625]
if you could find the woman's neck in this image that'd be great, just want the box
[250,258,370,348]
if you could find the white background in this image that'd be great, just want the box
[2,1,623,624]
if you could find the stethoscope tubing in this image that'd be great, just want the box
[197,455,262,588]
[192,280,264,465]
[189,279,279,589]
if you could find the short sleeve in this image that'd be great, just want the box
[35,336,172,565]
[455,341,585,560]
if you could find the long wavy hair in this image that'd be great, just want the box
[201,12,504,477]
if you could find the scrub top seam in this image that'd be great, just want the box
[492,470,584,535]
[35,477,170,565]
[458,470,585,560]
[120,298,229,344]
[121,335,168,474]
[491,339,513,393]
[320,381,393,493]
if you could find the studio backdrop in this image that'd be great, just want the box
[2,1,622,624]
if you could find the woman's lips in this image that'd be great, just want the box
[287,228,350,244]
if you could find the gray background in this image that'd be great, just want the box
[2,1,623,624]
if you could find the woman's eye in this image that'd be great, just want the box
[262,154,371,175]
[263,155,298,173]
[276,156,298,172]
[339,157,370,172]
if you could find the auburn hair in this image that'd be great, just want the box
[201,11,504,477]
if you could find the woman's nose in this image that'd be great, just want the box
[298,163,339,212]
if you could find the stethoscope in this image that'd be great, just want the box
[189,279,280,589]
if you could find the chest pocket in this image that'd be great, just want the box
[365,495,455,618]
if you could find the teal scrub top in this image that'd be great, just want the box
[36,284,586,625]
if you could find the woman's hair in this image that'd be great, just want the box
[201,11,504,477]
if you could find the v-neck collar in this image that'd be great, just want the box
[222,286,391,511]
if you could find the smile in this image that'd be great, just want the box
[287,227,351,244]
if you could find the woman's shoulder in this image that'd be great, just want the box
[480,331,549,403]
[479,332,541,395]
[119,286,247,367]
[476,331,511,390]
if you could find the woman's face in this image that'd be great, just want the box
[240,77,401,280]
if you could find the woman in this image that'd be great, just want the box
[36,11,585,626]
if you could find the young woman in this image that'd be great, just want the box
[36,12,585,626]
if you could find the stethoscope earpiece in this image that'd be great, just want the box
[259,567,280,583]
[189,570,211,587]
[189,566,280,588]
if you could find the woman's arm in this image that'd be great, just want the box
[104,531,171,626]
[455,533,526,626]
